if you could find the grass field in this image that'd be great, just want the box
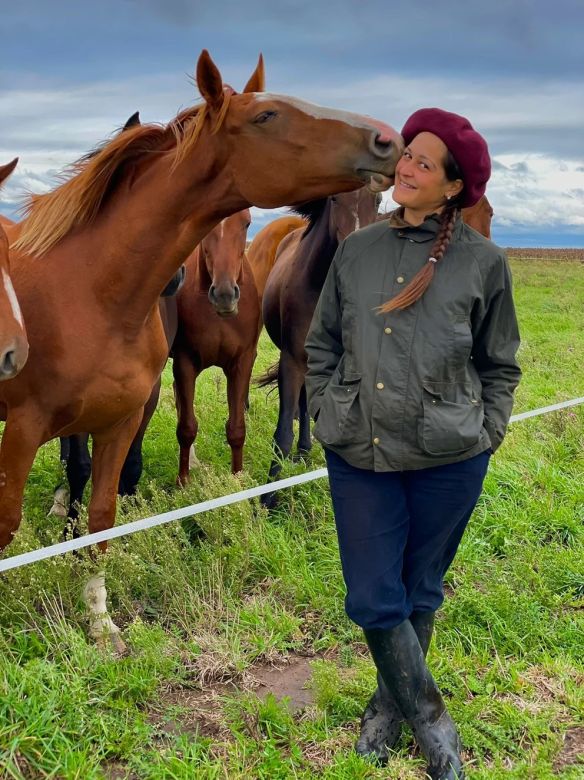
[0,257,582,779]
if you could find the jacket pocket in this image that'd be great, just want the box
[313,375,361,446]
[419,382,484,456]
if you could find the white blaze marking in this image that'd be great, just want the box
[2,268,24,327]
[255,94,386,132]
[82,572,121,639]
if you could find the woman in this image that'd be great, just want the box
[305,108,521,780]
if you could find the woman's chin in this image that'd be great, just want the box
[391,191,409,207]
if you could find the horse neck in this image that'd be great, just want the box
[302,200,339,288]
[83,135,244,330]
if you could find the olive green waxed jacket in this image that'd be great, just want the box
[304,210,522,472]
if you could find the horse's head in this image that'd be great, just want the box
[195,51,403,209]
[462,195,493,239]
[0,158,29,380]
[202,209,252,317]
[329,187,382,242]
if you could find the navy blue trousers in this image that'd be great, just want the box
[325,448,491,629]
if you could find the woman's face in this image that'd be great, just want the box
[392,132,463,221]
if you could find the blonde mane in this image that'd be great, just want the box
[14,92,232,257]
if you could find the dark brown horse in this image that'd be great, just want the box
[0,50,402,650]
[173,209,258,482]
[259,188,382,507]
[0,159,28,380]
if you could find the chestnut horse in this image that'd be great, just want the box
[462,194,493,239]
[0,50,402,650]
[247,214,306,316]
[173,209,258,482]
[0,160,28,379]
[258,188,382,508]
[53,267,185,532]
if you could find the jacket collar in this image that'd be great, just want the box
[385,207,463,243]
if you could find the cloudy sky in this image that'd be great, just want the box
[1,0,583,246]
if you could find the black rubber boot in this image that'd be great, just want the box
[355,611,435,765]
[364,620,464,780]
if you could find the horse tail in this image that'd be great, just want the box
[255,360,280,388]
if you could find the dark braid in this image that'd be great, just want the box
[377,205,459,314]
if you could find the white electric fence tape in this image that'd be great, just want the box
[0,396,582,573]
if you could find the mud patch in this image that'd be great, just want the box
[249,653,315,711]
[101,764,139,780]
[146,651,322,746]
[553,726,584,772]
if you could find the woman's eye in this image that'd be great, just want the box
[253,110,278,124]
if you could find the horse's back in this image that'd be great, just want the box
[247,215,306,301]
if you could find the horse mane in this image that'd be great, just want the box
[290,199,329,238]
[14,93,231,257]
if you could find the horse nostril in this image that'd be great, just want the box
[208,285,216,304]
[370,133,394,159]
[1,350,16,375]
[233,284,240,301]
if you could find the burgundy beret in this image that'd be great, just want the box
[401,108,491,208]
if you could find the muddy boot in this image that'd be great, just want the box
[364,620,464,780]
[355,611,435,765]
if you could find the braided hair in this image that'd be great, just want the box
[378,150,463,314]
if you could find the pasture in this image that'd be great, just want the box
[0,255,582,779]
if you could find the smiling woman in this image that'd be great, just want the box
[305,107,521,779]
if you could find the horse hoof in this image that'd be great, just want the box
[260,491,278,511]
[176,473,191,488]
[49,486,70,517]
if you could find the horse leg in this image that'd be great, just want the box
[57,433,92,538]
[261,352,300,509]
[118,377,161,496]
[82,410,143,654]
[225,351,256,473]
[173,351,198,486]
[49,436,72,518]
[0,409,45,550]
[295,381,312,462]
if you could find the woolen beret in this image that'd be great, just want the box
[401,108,491,208]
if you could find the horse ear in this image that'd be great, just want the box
[0,158,18,187]
[123,111,141,130]
[242,53,265,93]
[196,49,225,112]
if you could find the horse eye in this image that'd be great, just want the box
[253,110,278,125]
[245,222,251,229]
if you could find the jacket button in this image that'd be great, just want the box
[376,382,384,390]
[373,437,380,445]
[384,327,392,334]
[397,276,405,283]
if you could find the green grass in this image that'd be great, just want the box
[0,258,582,779]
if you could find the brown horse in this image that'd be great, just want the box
[53,269,185,533]
[0,160,28,380]
[258,188,382,507]
[0,50,402,650]
[247,214,307,314]
[462,194,493,239]
[173,209,258,481]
